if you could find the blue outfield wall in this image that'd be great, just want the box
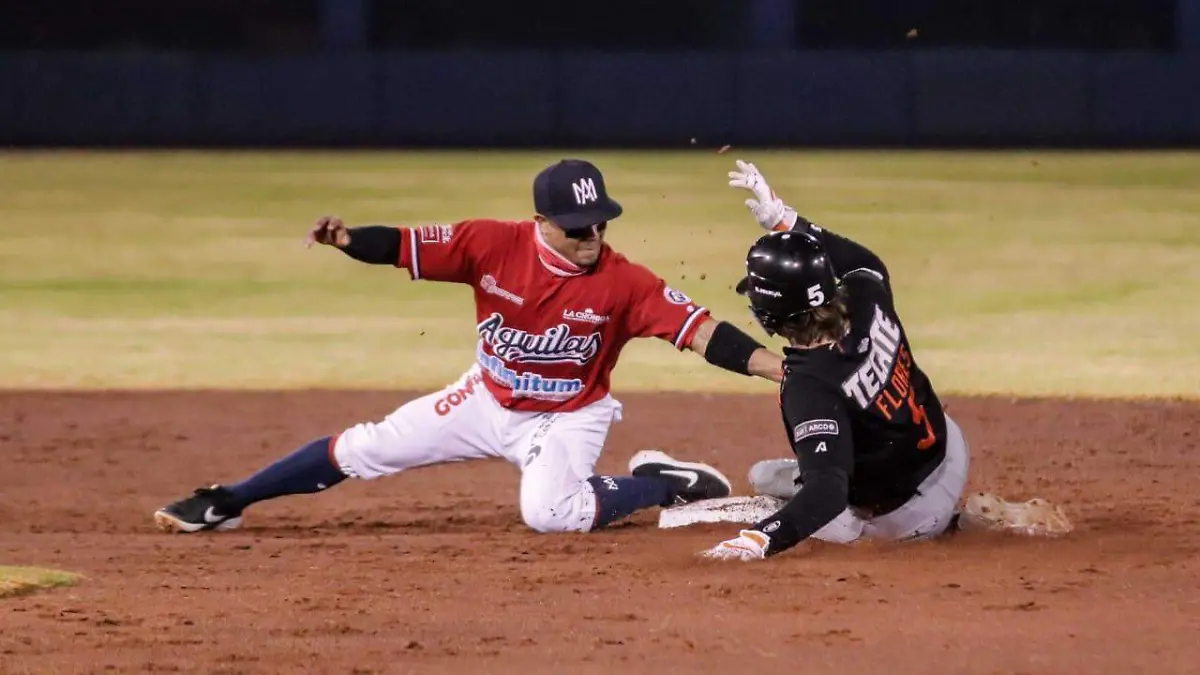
[1,50,1198,147]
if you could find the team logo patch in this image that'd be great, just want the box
[572,178,599,205]
[793,419,840,442]
[664,287,692,305]
[419,224,454,244]
[480,274,525,306]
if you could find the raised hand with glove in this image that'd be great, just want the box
[701,528,771,562]
[728,158,892,292]
[727,159,800,233]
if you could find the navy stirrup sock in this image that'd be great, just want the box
[588,475,674,529]
[225,435,347,510]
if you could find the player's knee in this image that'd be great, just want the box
[520,484,593,534]
[331,421,391,480]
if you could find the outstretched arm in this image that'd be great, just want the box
[306,215,494,284]
[728,159,891,291]
[686,317,784,384]
[307,216,400,265]
[703,379,854,561]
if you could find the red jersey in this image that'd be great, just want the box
[396,219,710,413]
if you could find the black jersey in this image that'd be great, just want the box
[780,269,947,514]
[750,223,948,556]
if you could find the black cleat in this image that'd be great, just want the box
[628,450,732,505]
[153,485,244,533]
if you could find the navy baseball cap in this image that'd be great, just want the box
[533,159,623,231]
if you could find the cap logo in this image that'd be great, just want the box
[572,178,599,205]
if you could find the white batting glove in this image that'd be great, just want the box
[727,159,799,232]
[701,529,770,561]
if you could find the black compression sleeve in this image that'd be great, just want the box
[339,226,402,265]
[763,373,855,556]
[753,466,850,556]
[703,321,765,376]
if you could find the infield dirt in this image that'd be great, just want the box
[2,390,1197,674]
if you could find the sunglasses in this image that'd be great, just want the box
[564,221,608,240]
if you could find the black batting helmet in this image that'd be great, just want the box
[735,231,839,336]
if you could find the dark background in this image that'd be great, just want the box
[1,0,1197,147]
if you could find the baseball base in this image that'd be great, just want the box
[658,496,787,529]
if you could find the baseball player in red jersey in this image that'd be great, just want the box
[154,159,784,536]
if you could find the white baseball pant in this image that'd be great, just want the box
[330,365,623,533]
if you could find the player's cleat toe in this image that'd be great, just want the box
[961,492,1072,537]
[153,485,244,533]
[629,450,732,504]
[748,458,801,499]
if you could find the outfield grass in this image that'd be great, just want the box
[1,149,1197,397]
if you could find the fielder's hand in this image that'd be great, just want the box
[306,215,351,248]
[727,159,798,233]
[701,529,770,561]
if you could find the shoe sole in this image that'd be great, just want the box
[628,450,733,495]
[153,510,243,534]
[962,492,1072,537]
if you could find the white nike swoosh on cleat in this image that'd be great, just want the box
[660,469,700,488]
[203,507,226,524]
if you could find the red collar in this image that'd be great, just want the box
[533,223,586,277]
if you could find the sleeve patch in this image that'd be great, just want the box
[793,419,840,442]
[419,224,454,244]
[663,286,692,305]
